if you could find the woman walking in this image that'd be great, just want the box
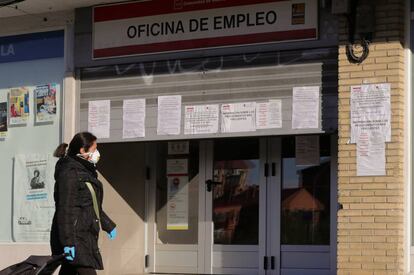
[51,132,117,275]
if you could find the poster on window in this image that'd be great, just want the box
[167,159,189,230]
[9,87,30,125]
[13,154,56,242]
[0,101,7,138]
[34,84,58,123]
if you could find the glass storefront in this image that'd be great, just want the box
[0,30,64,242]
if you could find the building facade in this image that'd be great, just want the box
[0,0,412,275]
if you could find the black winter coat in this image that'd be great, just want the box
[50,156,116,270]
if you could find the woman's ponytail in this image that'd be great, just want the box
[54,143,68,158]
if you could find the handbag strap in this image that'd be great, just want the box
[85,182,101,230]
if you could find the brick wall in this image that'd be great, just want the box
[337,0,406,274]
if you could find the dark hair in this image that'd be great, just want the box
[54,132,97,158]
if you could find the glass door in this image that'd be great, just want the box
[268,135,335,275]
[148,135,336,275]
[149,141,206,274]
[204,138,268,275]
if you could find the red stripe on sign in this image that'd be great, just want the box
[94,29,316,58]
[94,0,288,22]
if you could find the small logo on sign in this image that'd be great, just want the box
[174,0,183,10]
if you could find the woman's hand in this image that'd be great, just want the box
[107,228,117,240]
[64,246,75,261]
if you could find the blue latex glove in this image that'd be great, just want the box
[64,246,75,261]
[107,228,117,240]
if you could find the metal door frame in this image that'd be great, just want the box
[146,135,337,274]
[146,141,207,274]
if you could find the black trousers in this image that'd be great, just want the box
[58,263,97,275]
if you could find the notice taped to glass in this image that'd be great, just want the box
[167,159,189,230]
[13,154,56,242]
[295,135,320,166]
[9,87,30,126]
[34,84,58,123]
[351,83,391,143]
[0,101,7,138]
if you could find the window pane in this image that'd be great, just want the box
[156,141,199,244]
[281,136,331,245]
[213,138,260,245]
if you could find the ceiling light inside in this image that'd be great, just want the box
[0,0,24,7]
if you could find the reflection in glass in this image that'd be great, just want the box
[281,157,330,245]
[281,136,331,245]
[213,139,260,245]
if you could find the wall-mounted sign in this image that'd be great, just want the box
[0,30,63,64]
[93,0,318,58]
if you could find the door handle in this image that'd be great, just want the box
[205,179,222,192]
[271,256,275,270]
[271,162,276,177]
[264,256,268,270]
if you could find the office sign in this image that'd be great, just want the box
[93,0,318,58]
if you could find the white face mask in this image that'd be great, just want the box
[89,149,100,165]
[77,149,100,165]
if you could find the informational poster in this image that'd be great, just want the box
[9,87,30,125]
[184,104,219,135]
[168,141,189,155]
[167,159,189,230]
[34,83,58,123]
[0,101,7,138]
[33,83,60,123]
[13,154,56,242]
[157,95,182,135]
[256,100,282,129]
[351,83,391,143]
[123,98,146,139]
[88,100,111,139]
[357,131,386,176]
[292,86,320,129]
[221,102,256,133]
[295,135,320,166]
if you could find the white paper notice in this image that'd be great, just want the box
[123,99,146,139]
[351,83,391,143]
[167,159,189,230]
[168,141,190,155]
[157,95,182,135]
[296,136,320,166]
[221,102,256,133]
[88,100,110,139]
[292,86,320,129]
[357,131,386,176]
[13,154,56,242]
[184,104,219,135]
[256,100,282,129]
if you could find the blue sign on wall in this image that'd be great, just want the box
[0,30,64,64]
